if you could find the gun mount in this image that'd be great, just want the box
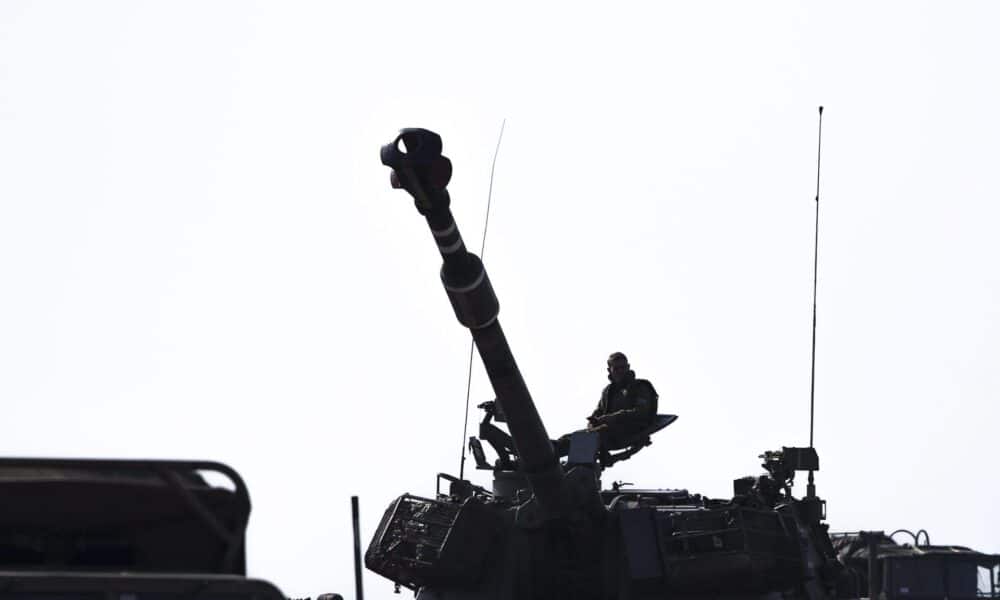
[367,128,846,600]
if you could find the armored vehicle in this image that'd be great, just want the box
[0,457,337,600]
[367,128,845,600]
[829,531,999,600]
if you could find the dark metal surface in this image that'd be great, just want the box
[0,457,313,598]
[0,457,249,575]
[0,570,285,600]
[832,531,1000,599]
[352,496,364,600]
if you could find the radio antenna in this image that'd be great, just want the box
[807,106,823,498]
[459,119,506,480]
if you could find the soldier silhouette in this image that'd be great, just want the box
[587,352,658,449]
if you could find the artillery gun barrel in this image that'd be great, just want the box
[380,129,563,512]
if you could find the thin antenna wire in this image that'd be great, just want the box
[806,106,824,499]
[481,119,506,258]
[459,119,506,480]
[809,106,823,450]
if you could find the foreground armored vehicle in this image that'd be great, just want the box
[368,128,845,600]
[0,457,333,599]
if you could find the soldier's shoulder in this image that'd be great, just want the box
[633,378,658,395]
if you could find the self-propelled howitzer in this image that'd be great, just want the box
[367,128,842,600]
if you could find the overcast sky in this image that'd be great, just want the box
[2,2,998,598]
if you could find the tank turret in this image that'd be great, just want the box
[7,127,989,600]
[368,128,608,598]
[367,128,845,600]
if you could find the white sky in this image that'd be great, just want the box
[2,1,998,598]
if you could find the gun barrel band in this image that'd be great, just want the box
[438,238,466,255]
[444,269,486,294]
[431,222,457,238]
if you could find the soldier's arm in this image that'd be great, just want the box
[601,384,656,425]
[635,382,657,418]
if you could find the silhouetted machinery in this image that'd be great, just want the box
[829,530,1000,600]
[368,128,846,599]
[0,458,339,599]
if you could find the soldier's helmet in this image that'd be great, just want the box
[607,352,629,368]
